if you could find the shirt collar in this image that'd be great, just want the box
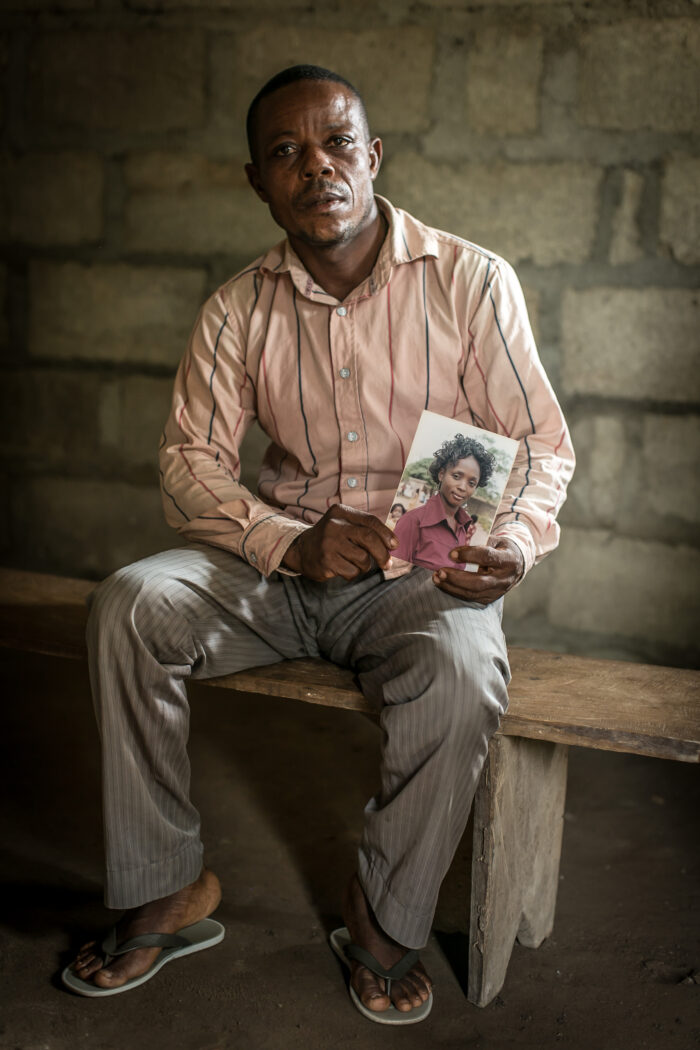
[256,195,440,304]
[419,493,473,529]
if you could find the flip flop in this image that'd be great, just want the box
[61,917,225,997]
[330,926,433,1025]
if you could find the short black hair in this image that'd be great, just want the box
[429,434,495,489]
[246,64,369,162]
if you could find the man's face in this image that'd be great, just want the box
[438,456,481,509]
[245,80,382,249]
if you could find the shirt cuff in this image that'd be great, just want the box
[239,515,311,576]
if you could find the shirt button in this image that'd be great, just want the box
[347,431,358,442]
[347,477,358,488]
[336,306,347,316]
[339,367,351,379]
[249,553,257,564]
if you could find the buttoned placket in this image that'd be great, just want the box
[328,302,366,503]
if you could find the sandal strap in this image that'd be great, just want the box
[343,942,420,983]
[101,930,190,956]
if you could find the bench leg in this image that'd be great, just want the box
[467,734,569,1007]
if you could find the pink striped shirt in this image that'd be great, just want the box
[160,196,575,579]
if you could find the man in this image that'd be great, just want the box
[65,65,574,1023]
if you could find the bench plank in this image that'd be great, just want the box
[2,568,698,762]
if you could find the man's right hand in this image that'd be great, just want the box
[281,504,398,581]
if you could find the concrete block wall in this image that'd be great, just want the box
[1,0,698,667]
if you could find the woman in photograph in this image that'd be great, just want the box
[392,434,495,571]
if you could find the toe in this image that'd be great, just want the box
[353,965,390,1012]
[92,966,127,989]
[391,973,431,1011]
[74,957,103,979]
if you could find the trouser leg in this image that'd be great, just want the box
[87,544,306,909]
[313,567,510,950]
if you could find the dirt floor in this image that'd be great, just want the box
[0,649,698,1050]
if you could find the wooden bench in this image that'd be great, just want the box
[1,567,698,1007]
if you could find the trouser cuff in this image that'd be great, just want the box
[104,841,204,910]
[358,848,434,950]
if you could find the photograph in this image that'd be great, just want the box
[386,410,519,572]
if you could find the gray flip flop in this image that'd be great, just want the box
[330,926,433,1025]
[61,917,225,997]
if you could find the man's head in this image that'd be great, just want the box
[246,65,369,163]
[244,65,382,252]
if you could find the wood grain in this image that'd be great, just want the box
[468,737,568,1006]
[1,568,698,761]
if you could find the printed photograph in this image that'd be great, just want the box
[386,410,519,572]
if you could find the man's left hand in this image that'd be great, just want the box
[432,539,524,606]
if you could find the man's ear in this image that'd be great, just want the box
[245,163,270,203]
[368,137,383,181]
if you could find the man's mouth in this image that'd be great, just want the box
[297,187,348,210]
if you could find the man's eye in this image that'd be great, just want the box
[274,144,295,156]
[330,136,351,147]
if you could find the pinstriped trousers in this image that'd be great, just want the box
[87,543,510,949]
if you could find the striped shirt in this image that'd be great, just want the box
[160,195,575,579]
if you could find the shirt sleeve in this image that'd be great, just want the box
[159,290,310,576]
[463,259,575,576]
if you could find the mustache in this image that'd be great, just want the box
[295,181,349,207]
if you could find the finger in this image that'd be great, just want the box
[327,504,398,551]
[449,544,510,570]
[436,566,508,593]
[326,551,372,581]
[432,570,507,605]
[345,527,397,568]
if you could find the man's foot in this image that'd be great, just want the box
[342,873,432,1015]
[70,867,222,991]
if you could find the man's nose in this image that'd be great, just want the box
[301,146,334,179]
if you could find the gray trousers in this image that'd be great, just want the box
[87,543,510,949]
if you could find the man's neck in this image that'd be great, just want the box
[289,205,387,303]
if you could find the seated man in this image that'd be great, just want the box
[65,64,574,1023]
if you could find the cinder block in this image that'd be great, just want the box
[660,157,700,266]
[27,32,205,133]
[549,529,700,650]
[564,416,628,529]
[382,154,601,265]
[124,153,280,256]
[640,415,700,527]
[11,478,181,578]
[28,262,207,366]
[467,28,543,135]
[215,27,435,135]
[561,288,700,402]
[117,378,169,468]
[0,36,8,127]
[3,370,103,469]
[0,153,103,245]
[579,19,700,132]
[609,170,644,266]
[6,0,94,7]
[0,263,6,348]
[502,554,554,623]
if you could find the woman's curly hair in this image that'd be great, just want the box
[428,433,495,489]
